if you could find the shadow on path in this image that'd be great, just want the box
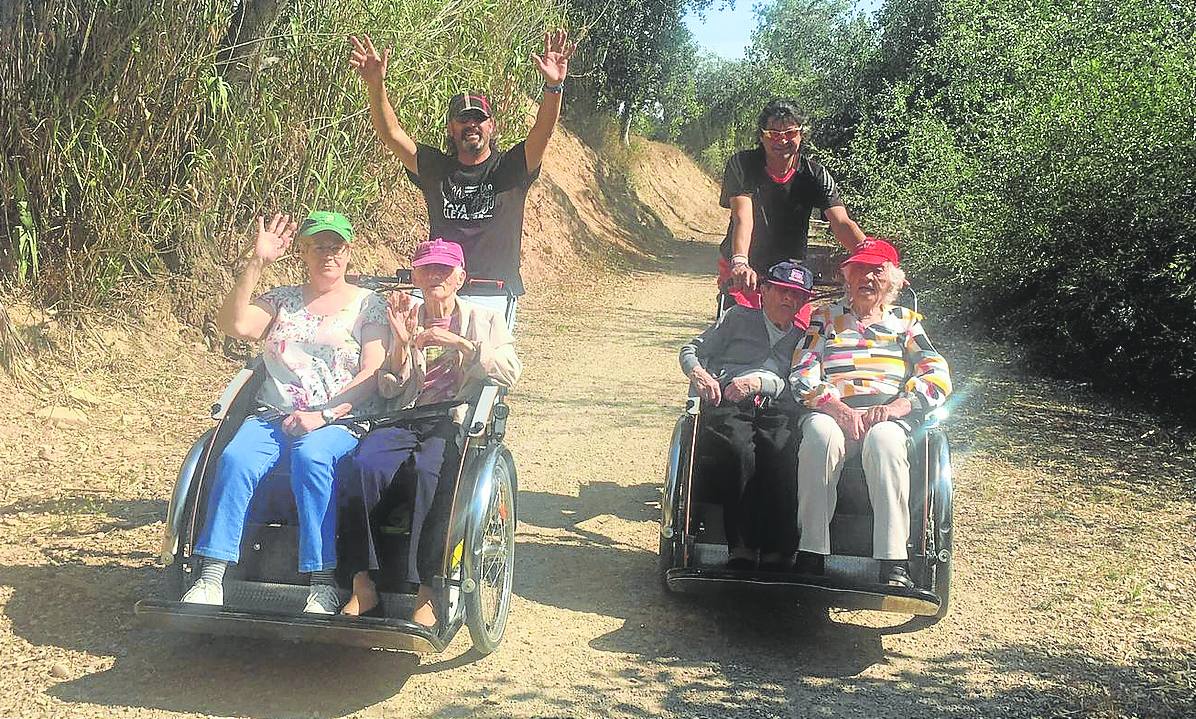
[0,561,476,718]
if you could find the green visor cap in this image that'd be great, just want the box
[298,211,354,242]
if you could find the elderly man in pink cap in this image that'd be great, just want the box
[335,238,520,626]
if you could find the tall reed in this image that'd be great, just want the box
[1,0,562,314]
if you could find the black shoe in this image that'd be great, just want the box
[793,551,825,576]
[726,557,756,571]
[758,557,792,573]
[880,561,914,589]
[358,602,385,619]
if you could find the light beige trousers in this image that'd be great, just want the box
[796,413,911,560]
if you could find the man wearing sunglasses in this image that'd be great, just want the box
[719,98,867,327]
[349,30,576,319]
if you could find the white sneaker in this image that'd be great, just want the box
[303,584,340,614]
[181,578,223,606]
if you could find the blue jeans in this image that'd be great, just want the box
[194,416,359,572]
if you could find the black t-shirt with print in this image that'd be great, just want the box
[407,141,540,295]
[719,147,844,272]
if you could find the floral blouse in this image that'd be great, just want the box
[253,285,388,415]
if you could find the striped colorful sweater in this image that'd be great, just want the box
[790,299,952,411]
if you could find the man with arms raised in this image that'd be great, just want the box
[349,30,575,319]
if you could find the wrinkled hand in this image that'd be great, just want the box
[386,291,419,345]
[861,397,913,431]
[689,366,722,406]
[282,410,324,436]
[348,35,389,87]
[253,213,297,264]
[723,375,761,403]
[823,398,864,441]
[414,325,466,351]
[730,263,757,293]
[532,28,575,85]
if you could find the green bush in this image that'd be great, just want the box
[851,0,1196,409]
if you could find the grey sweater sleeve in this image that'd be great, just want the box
[757,371,785,398]
[679,313,732,377]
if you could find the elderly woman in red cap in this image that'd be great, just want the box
[336,238,520,626]
[789,238,952,587]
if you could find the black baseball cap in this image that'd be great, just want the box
[764,260,814,293]
[447,92,492,120]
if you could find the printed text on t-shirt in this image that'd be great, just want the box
[442,180,496,220]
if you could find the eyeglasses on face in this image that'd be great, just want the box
[761,128,801,141]
[307,242,348,256]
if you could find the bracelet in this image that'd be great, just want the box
[543,82,564,94]
[730,254,749,267]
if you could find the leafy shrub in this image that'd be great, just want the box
[852,0,1196,410]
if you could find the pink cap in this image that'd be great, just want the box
[412,238,465,269]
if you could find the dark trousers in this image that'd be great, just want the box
[337,418,460,584]
[699,400,801,554]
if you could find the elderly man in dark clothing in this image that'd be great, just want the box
[679,260,814,570]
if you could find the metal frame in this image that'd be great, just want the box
[661,282,952,621]
[659,410,952,619]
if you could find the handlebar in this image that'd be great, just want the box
[348,271,511,296]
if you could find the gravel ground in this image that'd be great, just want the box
[1,234,1194,718]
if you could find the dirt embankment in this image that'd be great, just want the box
[0,131,1194,719]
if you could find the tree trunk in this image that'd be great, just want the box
[0,301,28,379]
[215,0,283,82]
[620,104,634,146]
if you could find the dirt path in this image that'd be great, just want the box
[1,233,1194,718]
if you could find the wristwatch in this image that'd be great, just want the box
[320,408,337,423]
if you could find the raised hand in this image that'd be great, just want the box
[348,35,390,88]
[386,291,419,345]
[532,28,575,85]
[253,213,297,264]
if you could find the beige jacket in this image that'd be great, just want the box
[378,297,521,422]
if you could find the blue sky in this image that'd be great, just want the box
[685,0,883,60]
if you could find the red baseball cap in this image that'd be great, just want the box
[412,238,465,269]
[841,237,900,268]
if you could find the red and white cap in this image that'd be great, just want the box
[447,92,492,119]
[841,237,900,267]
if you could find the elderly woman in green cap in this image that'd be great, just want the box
[182,211,388,614]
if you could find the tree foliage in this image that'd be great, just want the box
[566,0,710,142]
